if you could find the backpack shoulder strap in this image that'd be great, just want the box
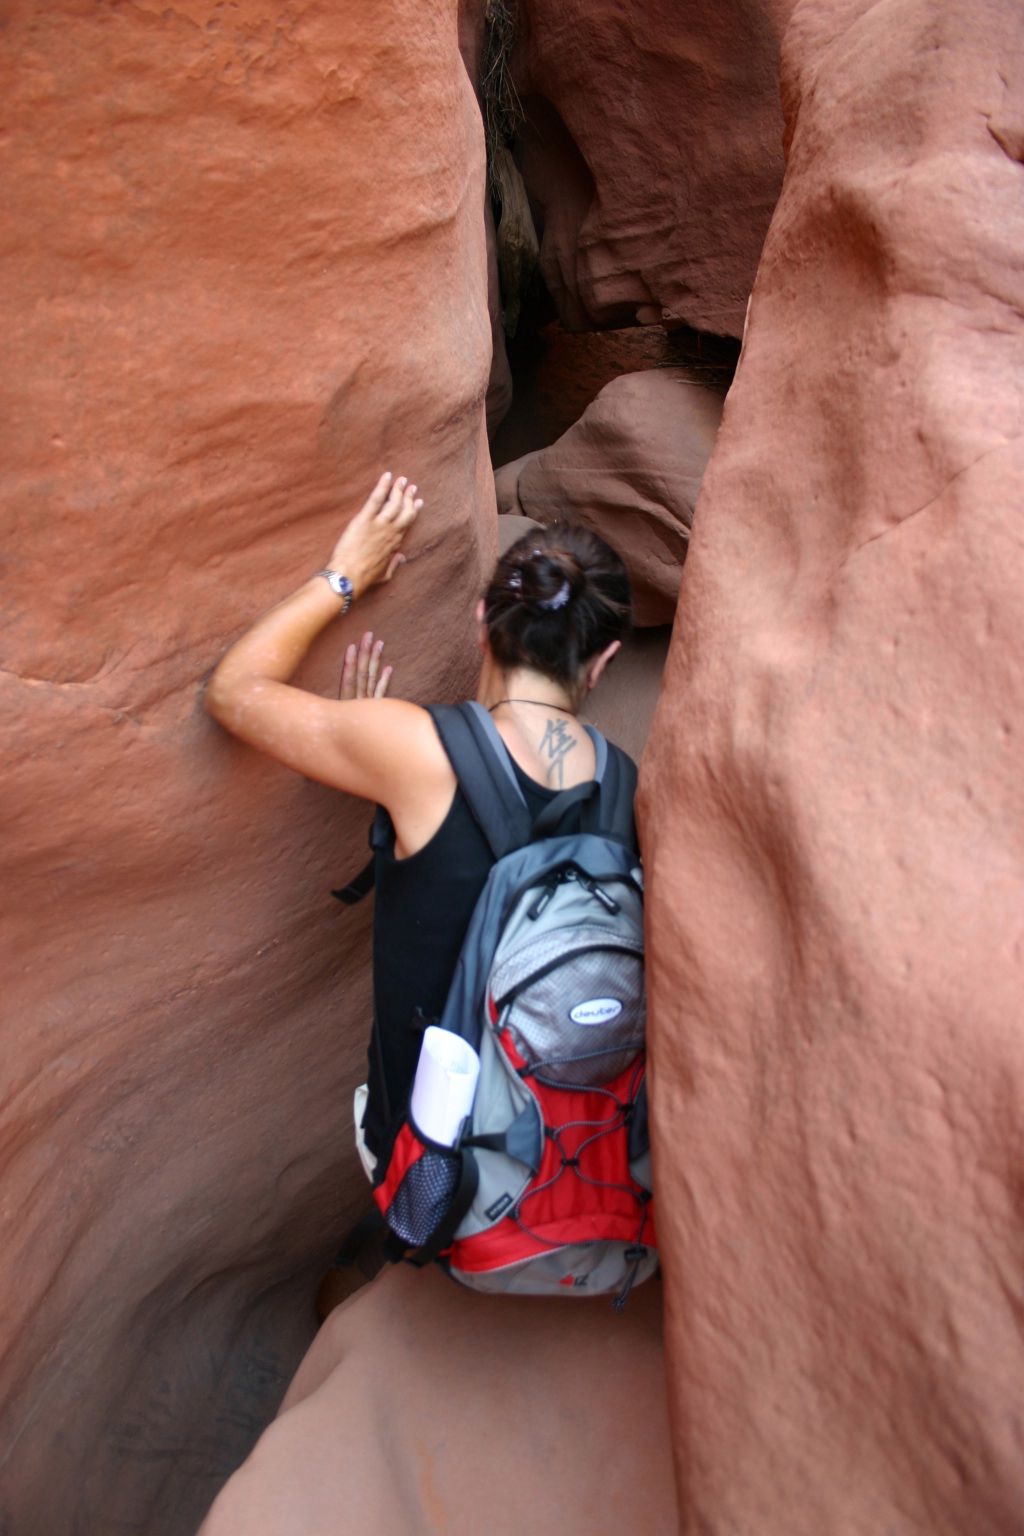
[522,728,637,846]
[427,701,533,860]
[585,727,638,848]
[428,704,638,855]
[331,805,392,904]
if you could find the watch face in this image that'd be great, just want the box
[319,569,351,602]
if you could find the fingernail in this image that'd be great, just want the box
[383,469,392,479]
[414,499,424,509]
[397,475,407,487]
[408,484,417,495]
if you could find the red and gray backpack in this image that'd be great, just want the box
[368,701,657,1305]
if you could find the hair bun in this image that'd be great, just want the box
[482,524,631,688]
[516,546,585,615]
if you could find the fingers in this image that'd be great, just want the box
[394,488,423,531]
[340,635,391,700]
[339,641,358,701]
[357,632,386,694]
[367,636,385,695]
[354,631,371,696]
[359,470,422,526]
[378,474,407,522]
[357,470,394,522]
[374,664,394,699]
[365,469,423,538]
[379,476,422,525]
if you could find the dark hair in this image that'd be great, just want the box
[483,524,631,688]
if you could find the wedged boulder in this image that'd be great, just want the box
[641,1,1024,1530]
[0,3,493,1531]
[496,369,724,624]
[512,0,791,336]
[200,1265,677,1535]
[490,319,728,465]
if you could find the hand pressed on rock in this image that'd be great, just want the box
[339,631,393,700]
[327,472,423,596]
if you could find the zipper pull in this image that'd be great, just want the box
[527,882,557,920]
[577,873,620,913]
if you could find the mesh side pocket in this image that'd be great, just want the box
[387,1149,461,1248]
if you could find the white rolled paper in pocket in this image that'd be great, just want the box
[410,1026,481,1147]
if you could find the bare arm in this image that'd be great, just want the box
[204,473,450,810]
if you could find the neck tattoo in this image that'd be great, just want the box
[539,717,577,786]
[487,698,579,788]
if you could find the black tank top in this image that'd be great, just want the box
[363,755,559,1157]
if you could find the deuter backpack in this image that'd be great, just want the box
[368,702,657,1305]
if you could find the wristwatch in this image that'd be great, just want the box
[315,569,354,614]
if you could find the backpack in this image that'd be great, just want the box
[367,701,657,1305]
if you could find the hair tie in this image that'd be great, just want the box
[538,579,571,611]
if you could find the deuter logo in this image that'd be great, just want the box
[569,997,623,1026]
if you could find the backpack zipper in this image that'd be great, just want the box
[566,868,620,914]
[526,865,622,920]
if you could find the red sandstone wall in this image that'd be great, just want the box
[1,3,493,1530]
[641,1,1024,1529]
[513,0,790,336]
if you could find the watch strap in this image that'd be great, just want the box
[315,569,354,613]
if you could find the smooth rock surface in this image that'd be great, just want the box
[200,1265,677,1536]
[0,3,493,1532]
[513,0,791,336]
[496,370,724,625]
[640,1,1024,1530]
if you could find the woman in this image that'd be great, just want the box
[205,470,633,1165]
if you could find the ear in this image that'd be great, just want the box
[584,639,621,693]
[475,597,487,652]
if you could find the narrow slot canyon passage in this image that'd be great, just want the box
[3,3,1023,1535]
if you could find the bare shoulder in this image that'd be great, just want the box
[331,697,451,787]
[361,699,458,856]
